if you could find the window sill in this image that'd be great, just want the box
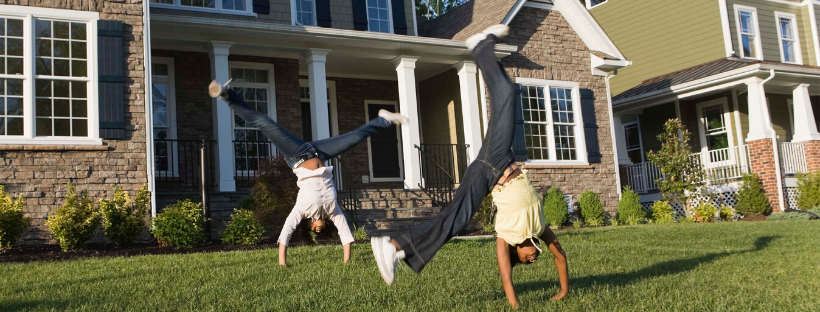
[150,3,258,17]
[0,139,107,151]
[521,161,592,169]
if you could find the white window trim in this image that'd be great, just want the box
[696,98,736,167]
[228,61,277,176]
[290,0,318,26]
[623,120,644,163]
[298,79,338,136]
[150,0,257,17]
[734,5,763,60]
[364,100,404,182]
[774,11,803,65]
[585,0,608,10]
[366,0,394,34]
[151,57,179,177]
[0,5,101,145]
[516,77,588,166]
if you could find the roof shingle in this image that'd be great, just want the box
[419,0,519,41]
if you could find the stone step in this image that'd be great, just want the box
[355,217,433,230]
[355,189,431,200]
[358,197,435,209]
[350,207,440,219]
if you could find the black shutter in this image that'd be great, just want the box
[352,0,368,30]
[253,0,270,14]
[97,20,125,140]
[391,0,407,35]
[513,84,528,162]
[580,88,601,163]
[316,0,331,27]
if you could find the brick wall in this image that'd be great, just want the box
[0,1,147,244]
[805,140,820,172]
[748,139,781,212]
[502,7,619,213]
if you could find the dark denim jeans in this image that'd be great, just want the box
[393,35,517,273]
[222,89,394,169]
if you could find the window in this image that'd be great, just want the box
[149,0,254,16]
[230,64,275,174]
[298,79,336,141]
[585,0,607,9]
[0,7,99,145]
[696,99,735,165]
[624,121,643,164]
[294,0,316,26]
[735,6,761,59]
[776,12,802,64]
[367,0,392,33]
[152,58,177,175]
[518,79,586,164]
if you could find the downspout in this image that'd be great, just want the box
[143,0,157,218]
[759,69,786,211]
[605,72,622,198]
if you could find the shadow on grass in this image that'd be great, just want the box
[517,236,780,299]
[0,299,72,312]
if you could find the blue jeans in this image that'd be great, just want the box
[222,88,394,169]
[394,35,517,273]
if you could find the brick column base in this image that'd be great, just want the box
[803,140,820,172]
[748,139,781,212]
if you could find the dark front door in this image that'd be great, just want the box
[367,103,402,181]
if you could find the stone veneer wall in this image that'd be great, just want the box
[501,7,619,213]
[0,0,148,244]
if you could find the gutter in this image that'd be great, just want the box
[606,73,622,198]
[143,1,157,218]
[758,70,786,212]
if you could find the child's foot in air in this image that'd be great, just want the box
[466,24,510,50]
[379,109,409,125]
[208,79,233,99]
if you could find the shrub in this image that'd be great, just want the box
[796,171,820,210]
[100,184,149,246]
[152,199,207,248]
[578,191,605,226]
[618,187,644,225]
[736,173,772,216]
[609,218,619,227]
[718,205,740,222]
[691,202,718,222]
[572,219,584,228]
[353,225,368,241]
[251,156,299,231]
[543,188,568,229]
[46,183,100,251]
[767,212,812,221]
[651,201,675,224]
[0,186,30,249]
[238,195,255,211]
[222,209,264,245]
[475,194,495,233]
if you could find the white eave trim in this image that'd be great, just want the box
[503,0,528,25]
[150,13,519,53]
[612,64,763,105]
[591,53,631,76]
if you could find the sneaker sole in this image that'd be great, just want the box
[371,237,393,286]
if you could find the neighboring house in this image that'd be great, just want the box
[590,0,820,213]
[1,0,629,244]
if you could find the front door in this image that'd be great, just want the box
[366,102,403,182]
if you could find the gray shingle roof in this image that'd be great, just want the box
[419,0,519,41]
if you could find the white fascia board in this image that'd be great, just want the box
[552,0,626,60]
[503,0,528,25]
[591,53,631,76]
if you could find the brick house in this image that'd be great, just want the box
[1,0,629,244]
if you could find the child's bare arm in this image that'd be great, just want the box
[496,238,519,308]
[539,229,569,300]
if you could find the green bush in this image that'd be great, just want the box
[353,225,368,241]
[222,209,264,245]
[100,184,149,246]
[691,202,718,222]
[476,194,495,233]
[543,188,568,229]
[651,201,676,224]
[0,186,30,249]
[718,204,739,222]
[736,173,772,216]
[251,156,299,231]
[796,171,820,210]
[767,212,812,221]
[238,195,255,211]
[578,191,605,227]
[45,183,101,251]
[152,199,207,249]
[618,187,644,225]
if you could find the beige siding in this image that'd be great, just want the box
[768,94,793,141]
[801,5,817,66]
[727,0,813,64]
[419,69,463,145]
[590,0,726,96]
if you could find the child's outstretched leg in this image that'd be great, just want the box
[311,110,407,159]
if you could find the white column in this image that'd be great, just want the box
[209,41,236,192]
[791,84,820,142]
[394,56,422,189]
[454,61,482,162]
[304,49,331,141]
[478,69,489,137]
[745,77,775,141]
[613,114,633,164]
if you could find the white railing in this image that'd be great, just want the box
[779,142,807,175]
[621,145,751,192]
[620,161,662,193]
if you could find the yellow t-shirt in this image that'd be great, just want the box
[491,170,545,246]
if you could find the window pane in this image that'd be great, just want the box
[55,59,71,76]
[7,19,23,37]
[54,99,70,117]
[783,41,795,63]
[707,133,729,151]
[7,118,22,135]
[36,118,52,136]
[72,119,88,137]
[71,23,86,40]
[36,19,51,38]
[740,11,753,34]
[36,79,88,137]
[54,22,70,39]
[741,34,756,58]
[54,119,71,136]
[36,99,52,117]
[625,124,641,150]
[153,83,168,127]
[71,81,87,98]
[780,18,793,39]
[702,105,724,132]
[72,100,87,118]
[6,97,23,116]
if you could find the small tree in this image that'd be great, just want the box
[578,191,605,226]
[543,187,569,229]
[646,119,705,215]
[618,186,644,225]
[795,171,820,210]
[735,173,772,216]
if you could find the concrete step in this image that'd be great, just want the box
[351,207,440,219]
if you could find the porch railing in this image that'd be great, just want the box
[620,162,662,193]
[416,143,470,207]
[154,139,218,193]
[331,157,360,228]
[233,140,275,185]
[779,142,807,175]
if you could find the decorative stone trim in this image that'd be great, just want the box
[0,145,111,152]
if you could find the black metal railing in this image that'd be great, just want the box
[233,140,275,186]
[154,139,218,193]
[416,143,470,207]
[332,157,360,228]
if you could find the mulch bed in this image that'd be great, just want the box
[739,215,768,222]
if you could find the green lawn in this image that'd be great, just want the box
[2,221,819,311]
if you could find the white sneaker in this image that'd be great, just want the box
[465,24,510,51]
[207,79,233,99]
[371,236,399,286]
[378,109,409,125]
